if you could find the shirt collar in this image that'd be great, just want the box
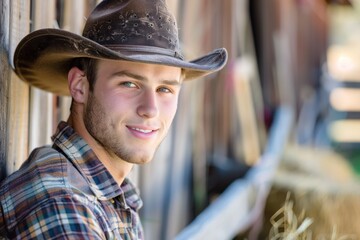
[51,121,142,210]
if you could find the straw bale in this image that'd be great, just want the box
[259,145,360,239]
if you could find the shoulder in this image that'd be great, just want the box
[0,146,69,232]
[0,146,68,196]
[2,145,67,185]
[0,146,107,238]
[2,194,105,239]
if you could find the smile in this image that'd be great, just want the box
[131,127,153,133]
[127,126,159,140]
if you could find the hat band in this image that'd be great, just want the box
[105,44,184,60]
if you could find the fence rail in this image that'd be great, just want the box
[176,106,294,240]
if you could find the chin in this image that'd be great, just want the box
[136,159,152,165]
[122,153,154,165]
[136,155,154,165]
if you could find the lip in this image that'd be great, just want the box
[127,125,159,139]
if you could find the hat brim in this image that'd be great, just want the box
[13,29,228,96]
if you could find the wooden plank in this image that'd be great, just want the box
[6,0,31,174]
[160,83,195,239]
[7,72,30,174]
[233,58,262,165]
[179,0,209,217]
[0,0,11,180]
[62,0,86,33]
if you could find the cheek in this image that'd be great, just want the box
[161,99,179,123]
[97,93,125,118]
[106,98,120,109]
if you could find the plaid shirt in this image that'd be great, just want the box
[0,122,144,239]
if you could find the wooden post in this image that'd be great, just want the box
[0,0,11,180]
[6,0,31,174]
[62,0,86,34]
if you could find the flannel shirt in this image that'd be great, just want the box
[0,121,144,239]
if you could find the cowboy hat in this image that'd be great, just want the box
[13,0,228,96]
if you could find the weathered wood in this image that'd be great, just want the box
[62,0,86,34]
[233,58,262,165]
[7,72,30,173]
[0,0,10,181]
[6,0,31,174]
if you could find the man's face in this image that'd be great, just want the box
[83,59,182,164]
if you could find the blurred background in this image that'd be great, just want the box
[2,0,360,239]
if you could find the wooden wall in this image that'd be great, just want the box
[0,0,10,181]
[0,0,31,180]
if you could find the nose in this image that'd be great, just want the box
[137,90,159,118]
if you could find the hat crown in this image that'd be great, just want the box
[83,0,181,56]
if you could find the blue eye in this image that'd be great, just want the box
[121,82,137,88]
[158,87,172,93]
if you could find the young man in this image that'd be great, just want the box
[0,0,227,239]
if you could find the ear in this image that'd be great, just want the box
[68,67,88,103]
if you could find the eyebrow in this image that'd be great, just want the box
[112,70,182,86]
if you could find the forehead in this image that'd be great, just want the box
[96,59,182,81]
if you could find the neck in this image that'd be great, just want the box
[67,112,133,186]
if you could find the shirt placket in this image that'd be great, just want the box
[112,196,136,240]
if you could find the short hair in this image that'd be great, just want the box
[71,58,98,91]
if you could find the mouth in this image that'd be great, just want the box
[130,127,154,133]
[127,125,159,139]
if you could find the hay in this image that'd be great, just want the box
[269,193,313,240]
[259,145,360,240]
[268,192,358,240]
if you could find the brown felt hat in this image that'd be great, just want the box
[13,0,228,96]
